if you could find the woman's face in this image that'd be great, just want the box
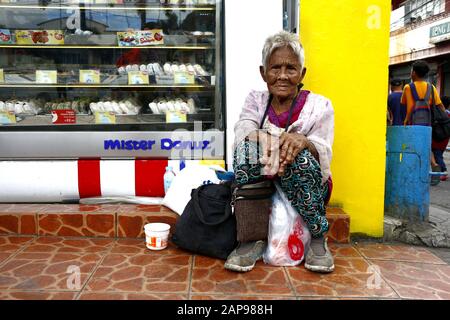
[260,46,305,100]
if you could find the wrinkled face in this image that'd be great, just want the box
[260,46,305,100]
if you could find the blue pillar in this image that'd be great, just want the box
[385,126,431,222]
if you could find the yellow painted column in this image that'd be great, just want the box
[300,1,391,236]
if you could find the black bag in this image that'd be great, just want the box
[431,104,450,142]
[171,183,237,260]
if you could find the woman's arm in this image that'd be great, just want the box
[233,91,267,148]
[277,133,319,176]
[276,96,334,182]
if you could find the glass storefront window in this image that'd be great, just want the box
[0,0,224,132]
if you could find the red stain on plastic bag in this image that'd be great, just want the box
[288,220,305,260]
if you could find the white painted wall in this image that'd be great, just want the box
[225,0,283,168]
[390,6,405,32]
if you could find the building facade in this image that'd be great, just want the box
[390,0,450,95]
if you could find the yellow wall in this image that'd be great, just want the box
[300,1,391,236]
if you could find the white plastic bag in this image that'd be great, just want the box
[161,165,221,215]
[263,183,311,266]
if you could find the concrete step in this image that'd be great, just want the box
[0,204,350,243]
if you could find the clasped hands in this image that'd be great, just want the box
[247,130,310,176]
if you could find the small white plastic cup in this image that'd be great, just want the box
[144,223,171,250]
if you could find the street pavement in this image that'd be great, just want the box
[429,146,450,262]
[430,146,450,210]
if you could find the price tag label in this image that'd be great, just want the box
[95,111,116,124]
[80,70,100,84]
[166,111,187,123]
[0,111,16,124]
[0,69,4,83]
[36,70,57,84]
[128,71,149,85]
[174,71,195,85]
[51,109,76,124]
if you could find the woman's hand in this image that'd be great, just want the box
[247,130,280,175]
[259,131,281,176]
[278,132,319,176]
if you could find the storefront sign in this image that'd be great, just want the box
[79,70,100,84]
[36,70,57,84]
[103,139,211,151]
[0,131,224,159]
[430,22,450,43]
[15,30,64,45]
[117,30,164,47]
[95,111,116,124]
[166,110,187,123]
[0,111,16,124]
[174,71,195,85]
[128,71,149,85]
[0,69,4,83]
[51,110,76,124]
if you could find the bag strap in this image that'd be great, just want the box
[259,94,273,130]
[431,83,438,121]
[409,82,421,102]
[191,186,232,226]
[424,83,432,103]
[410,82,432,103]
[259,84,304,131]
[237,180,273,190]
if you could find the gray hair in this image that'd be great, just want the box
[261,30,305,73]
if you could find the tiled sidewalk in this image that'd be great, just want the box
[0,235,449,300]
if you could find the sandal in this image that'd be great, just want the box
[431,165,441,186]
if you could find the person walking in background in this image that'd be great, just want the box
[387,79,405,126]
[400,60,446,185]
[401,61,444,126]
[432,96,450,182]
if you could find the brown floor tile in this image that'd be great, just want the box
[328,244,362,258]
[297,296,400,300]
[0,236,34,253]
[326,213,350,244]
[191,295,296,300]
[117,205,162,213]
[0,251,103,291]
[42,204,119,213]
[296,296,340,300]
[286,257,399,298]
[24,237,114,254]
[0,290,76,300]
[372,260,450,300]
[0,253,13,265]
[355,243,446,264]
[85,253,191,293]
[78,291,187,300]
[38,213,116,238]
[0,214,37,235]
[191,256,294,296]
[117,211,177,238]
[111,239,190,256]
[0,204,49,213]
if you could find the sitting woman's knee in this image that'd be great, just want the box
[233,140,261,166]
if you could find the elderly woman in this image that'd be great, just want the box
[224,31,334,273]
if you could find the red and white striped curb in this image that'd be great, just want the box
[0,159,224,202]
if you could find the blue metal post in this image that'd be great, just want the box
[385,126,432,222]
